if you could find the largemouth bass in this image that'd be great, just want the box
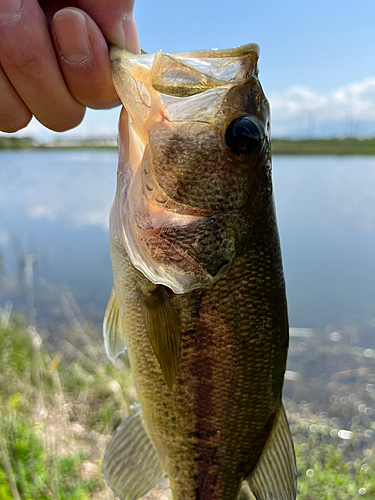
[103,44,297,500]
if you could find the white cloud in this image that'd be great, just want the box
[0,230,9,246]
[269,77,375,137]
[78,208,110,229]
[271,86,327,115]
[332,78,375,119]
[21,175,114,231]
[26,202,110,230]
[27,204,56,221]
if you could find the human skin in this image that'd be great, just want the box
[0,0,139,133]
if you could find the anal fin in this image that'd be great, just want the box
[141,285,180,389]
[103,405,165,500]
[247,405,297,500]
[103,287,126,363]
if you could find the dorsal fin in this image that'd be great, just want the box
[140,285,180,389]
[103,287,126,363]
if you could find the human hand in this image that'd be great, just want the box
[0,0,140,133]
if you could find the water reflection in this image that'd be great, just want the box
[0,150,117,329]
[273,156,375,344]
[0,150,374,344]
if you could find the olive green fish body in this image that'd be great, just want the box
[110,209,287,500]
[103,44,296,500]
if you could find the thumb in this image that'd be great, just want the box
[77,0,140,53]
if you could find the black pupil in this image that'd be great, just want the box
[225,117,262,156]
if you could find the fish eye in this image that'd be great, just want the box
[225,117,263,156]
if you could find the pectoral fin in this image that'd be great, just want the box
[103,288,126,363]
[247,405,297,500]
[103,406,165,500]
[141,285,180,389]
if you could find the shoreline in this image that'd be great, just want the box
[2,137,375,155]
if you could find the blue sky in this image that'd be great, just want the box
[136,0,374,94]
[5,0,375,139]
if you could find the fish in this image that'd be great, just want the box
[102,43,297,500]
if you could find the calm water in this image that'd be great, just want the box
[0,150,374,344]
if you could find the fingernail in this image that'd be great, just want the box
[0,0,22,25]
[53,9,91,65]
[122,14,140,54]
[107,13,140,54]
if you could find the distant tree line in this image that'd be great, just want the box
[0,137,37,149]
[2,135,375,154]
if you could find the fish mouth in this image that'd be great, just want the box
[110,43,266,293]
[110,42,262,147]
[110,43,260,104]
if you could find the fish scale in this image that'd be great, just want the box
[103,44,296,500]
[108,213,288,499]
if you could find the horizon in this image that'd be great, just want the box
[1,0,374,141]
[4,133,375,144]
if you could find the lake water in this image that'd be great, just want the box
[0,150,374,346]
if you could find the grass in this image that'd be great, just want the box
[0,313,374,499]
[271,138,375,155]
[295,441,375,499]
[292,414,375,499]
[0,313,135,500]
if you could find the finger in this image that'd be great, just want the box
[51,8,119,109]
[77,0,140,53]
[37,0,80,24]
[0,0,85,132]
[0,65,31,133]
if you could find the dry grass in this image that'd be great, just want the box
[0,294,133,500]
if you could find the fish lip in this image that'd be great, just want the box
[166,43,260,59]
[109,43,260,62]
